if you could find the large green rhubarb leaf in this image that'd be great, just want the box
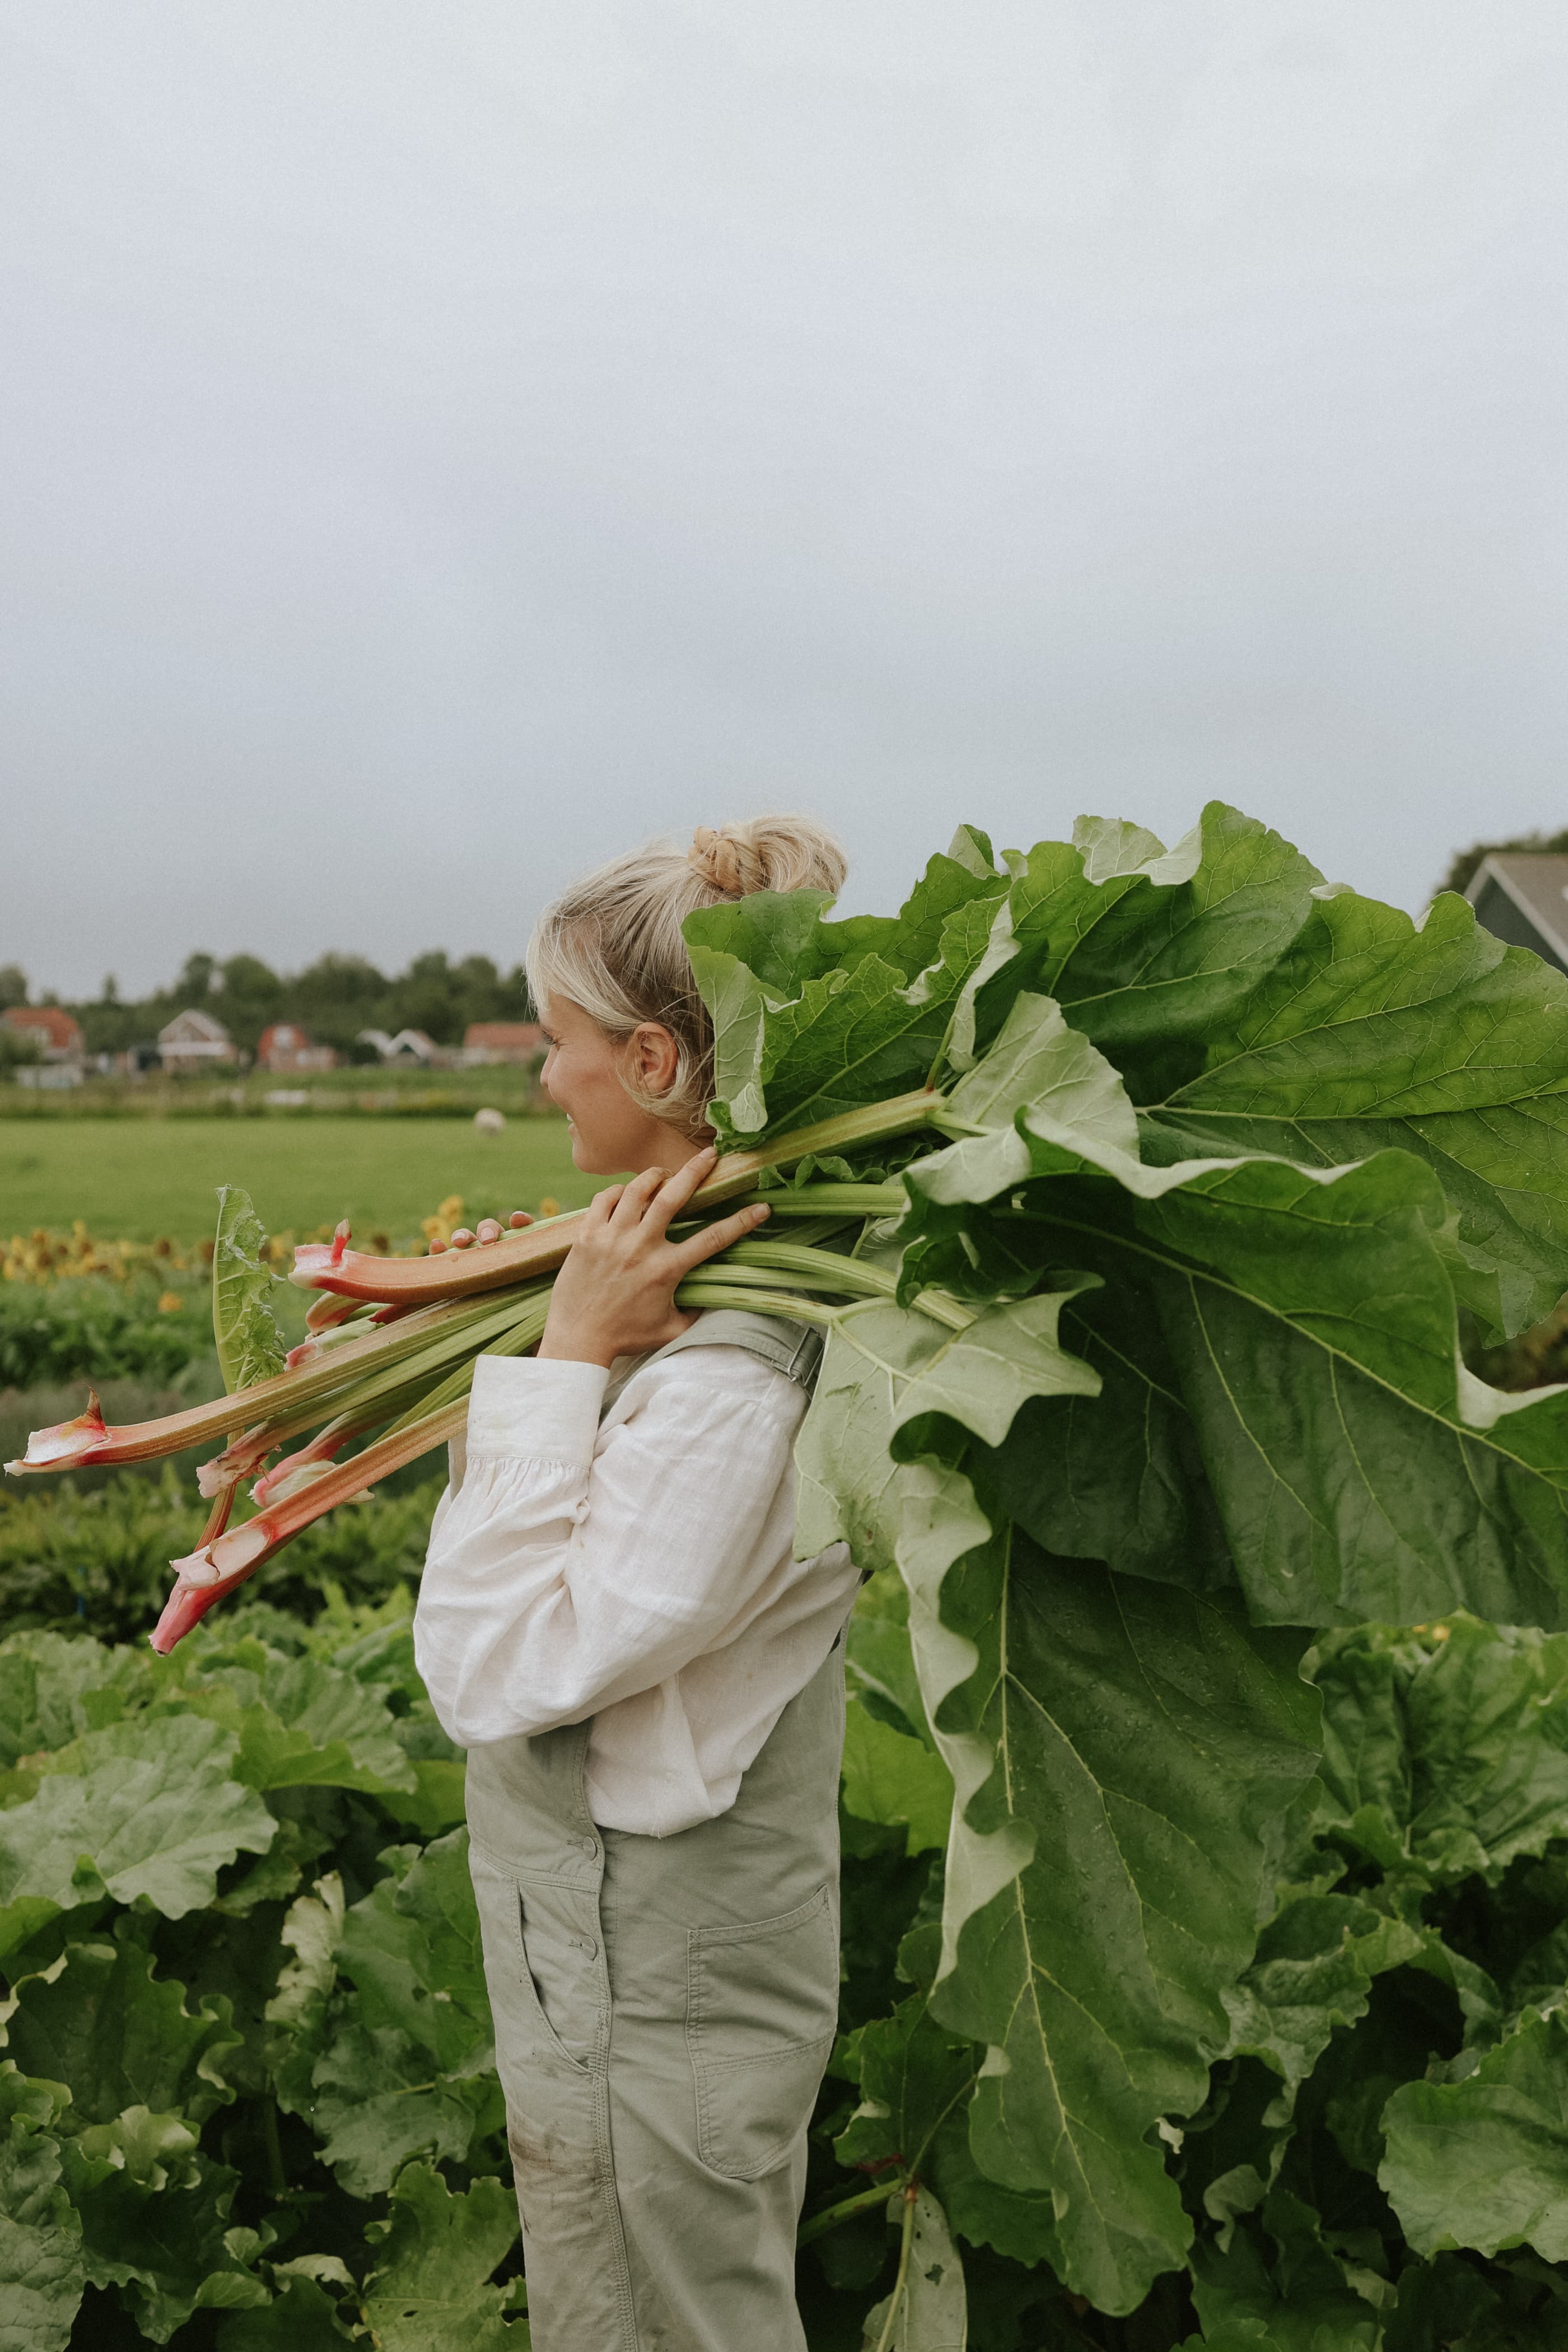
[1125,1152,1568,1628]
[1313,1618,1568,1886]
[309,2020,502,2197]
[0,1634,133,1770]
[998,804,1322,1103]
[1142,881,1568,1342]
[0,1718,274,1962]
[264,1873,343,2121]
[995,806,1568,1345]
[893,984,1568,1629]
[1219,1894,1422,2117]
[1189,2195,1382,2352]
[336,1829,493,2075]
[687,836,1011,1144]
[997,1147,1568,1628]
[280,1833,501,2197]
[214,2274,349,2350]
[1380,2005,1568,2261]
[858,2187,968,2352]
[1,1932,240,2127]
[840,1698,954,1858]
[360,2161,520,2352]
[211,1186,286,1393]
[912,1521,1320,2312]
[0,2069,82,2352]
[176,1642,418,1795]
[794,1229,1321,2308]
[835,1993,978,2182]
[794,1281,1099,1583]
[60,2130,267,2343]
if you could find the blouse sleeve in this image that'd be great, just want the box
[412,1348,805,1747]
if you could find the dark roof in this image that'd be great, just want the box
[1467,854,1568,976]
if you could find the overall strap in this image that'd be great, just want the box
[600,1309,823,1417]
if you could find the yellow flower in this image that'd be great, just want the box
[157,1291,183,1314]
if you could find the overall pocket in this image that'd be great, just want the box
[470,1847,595,2080]
[686,1885,838,2181]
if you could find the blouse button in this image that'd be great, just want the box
[581,1836,598,1858]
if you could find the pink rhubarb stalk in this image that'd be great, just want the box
[197,1425,278,1499]
[7,1390,110,1472]
[150,1395,468,1652]
[251,1425,349,1507]
[6,1295,479,1475]
[289,1092,941,1306]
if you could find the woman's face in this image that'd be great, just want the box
[538,996,695,1177]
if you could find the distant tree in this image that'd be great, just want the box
[0,964,27,1009]
[288,954,390,1052]
[213,955,284,1053]
[175,951,218,1004]
[1438,827,1568,901]
[392,950,463,1045]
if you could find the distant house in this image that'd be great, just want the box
[258,1021,336,1074]
[4,1005,83,1063]
[357,1026,442,1066]
[462,1021,545,1067]
[5,1004,85,1089]
[1467,855,1568,979]
[158,1009,237,1071]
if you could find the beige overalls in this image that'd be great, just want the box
[465,1313,846,2351]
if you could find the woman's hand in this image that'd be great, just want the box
[536,1146,769,1369]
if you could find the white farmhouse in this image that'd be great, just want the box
[158,1009,236,1071]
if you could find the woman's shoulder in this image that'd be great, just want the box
[607,1312,819,1419]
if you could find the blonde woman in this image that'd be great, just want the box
[414,818,860,2351]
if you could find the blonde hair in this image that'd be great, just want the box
[528,815,847,1131]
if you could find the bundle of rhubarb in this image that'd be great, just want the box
[13,800,1568,2311]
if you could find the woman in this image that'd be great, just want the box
[413,816,860,2351]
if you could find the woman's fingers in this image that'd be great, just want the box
[584,1183,624,1229]
[643,1146,718,1238]
[450,1228,475,1249]
[672,1199,769,1272]
[507,1210,533,1229]
[475,1219,502,1246]
[608,1163,673,1229]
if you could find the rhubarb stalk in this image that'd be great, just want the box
[288,1096,941,1306]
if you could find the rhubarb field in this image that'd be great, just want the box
[8,801,1568,2347]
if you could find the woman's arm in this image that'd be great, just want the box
[412,1346,806,1746]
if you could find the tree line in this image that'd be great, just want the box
[0,950,533,1058]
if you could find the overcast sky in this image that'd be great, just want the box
[2,3,1566,998]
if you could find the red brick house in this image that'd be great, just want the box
[3,1005,83,1063]
[258,1023,337,1074]
[462,1021,545,1067]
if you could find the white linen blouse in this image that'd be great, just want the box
[413,1340,858,1837]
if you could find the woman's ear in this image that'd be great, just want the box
[627,1021,681,1098]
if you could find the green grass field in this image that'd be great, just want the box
[0,1116,594,1243]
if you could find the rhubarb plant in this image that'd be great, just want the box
[9,800,1568,2338]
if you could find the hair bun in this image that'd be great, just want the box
[687,825,768,898]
